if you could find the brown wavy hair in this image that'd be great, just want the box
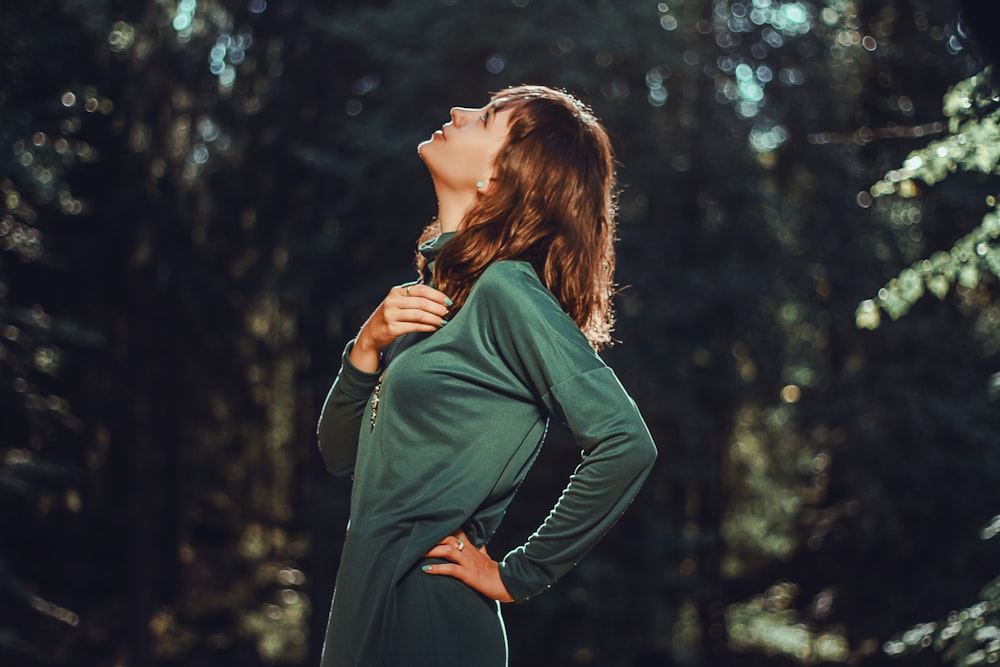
[416,85,619,348]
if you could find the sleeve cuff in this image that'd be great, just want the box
[335,339,382,400]
[498,551,553,603]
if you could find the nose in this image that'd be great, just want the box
[450,107,474,126]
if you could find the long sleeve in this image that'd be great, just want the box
[317,340,382,477]
[499,366,656,601]
[472,263,658,602]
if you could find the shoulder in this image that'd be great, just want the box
[473,260,557,308]
[471,261,605,391]
[478,259,540,286]
[471,260,587,344]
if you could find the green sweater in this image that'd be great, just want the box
[317,259,656,666]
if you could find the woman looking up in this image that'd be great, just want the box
[317,84,657,667]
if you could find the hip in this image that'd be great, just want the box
[381,560,509,667]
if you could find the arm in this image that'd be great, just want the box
[422,262,656,600]
[317,341,382,477]
[423,366,655,601]
[498,366,657,601]
[317,282,452,476]
[485,264,657,600]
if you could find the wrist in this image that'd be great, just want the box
[349,332,381,373]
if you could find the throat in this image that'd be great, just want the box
[433,188,477,232]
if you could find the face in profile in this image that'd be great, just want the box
[418,102,513,193]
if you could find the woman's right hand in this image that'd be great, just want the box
[349,283,452,373]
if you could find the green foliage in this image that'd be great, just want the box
[727,582,851,663]
[3,1,999,666]
[884,516,1000,665]
[2,0,315,662]
[720,405,815,576]
[858,68,1000,329]
[852,58,1000,667]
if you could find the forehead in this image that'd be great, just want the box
[485,99,522,131]
[480,100,516,125]
[488,96,522,114]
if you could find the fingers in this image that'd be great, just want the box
[419,538,514,603]
[392,285,452,320]
[421,561,460,577]
[386,306,449,328]
[422,535,466,562]
[397,282,454,309]
[361,284,452,348]
[352,283,454,368]
[420,536,468,578]
[420,539,469,576]
[392,297,450,321]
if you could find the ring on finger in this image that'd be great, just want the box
[457,537,465,552]
[405,285,413,296]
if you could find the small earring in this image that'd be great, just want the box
[476,181,485,189]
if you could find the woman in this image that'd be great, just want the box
[317,85,656,666]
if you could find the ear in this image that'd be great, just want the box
[475,176,497,193]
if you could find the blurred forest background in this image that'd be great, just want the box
[2,0,1000,666]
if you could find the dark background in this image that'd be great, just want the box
[2,0,999,665]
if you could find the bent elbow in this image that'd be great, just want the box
[623,433,657,477]
[320,447,355,478]
[326,460,355,478]
[640,439,658,471]
[317,429,356,478]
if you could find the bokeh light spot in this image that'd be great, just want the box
[486,55,505,74]
[780,385,801,403]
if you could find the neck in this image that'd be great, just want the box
[434,187,477,233]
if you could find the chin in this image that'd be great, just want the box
[417,138,436,160]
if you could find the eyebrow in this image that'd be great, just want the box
[487,97,514,120]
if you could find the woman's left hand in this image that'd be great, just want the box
[421,530,515,603]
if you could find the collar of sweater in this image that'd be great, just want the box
[418,231,456,275]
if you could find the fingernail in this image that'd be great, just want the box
[444,297,454,307]
[422,565,432,572]
[440,318,448,325]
